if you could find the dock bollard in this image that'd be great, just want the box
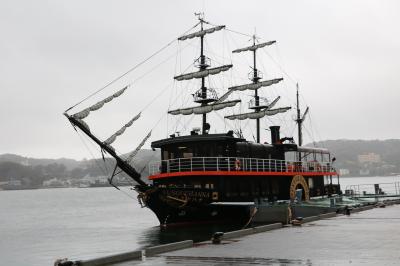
[212,232,224,244]
[344,206,352,215]
[292,217,303,226]
[54,258,74,266]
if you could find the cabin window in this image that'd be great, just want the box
[239,181,249,197]
[163,151,169,160]
[261,179,268,196]
[205,183,214,189]
[183,152,193,158]
[216,144,224,157]
[194,183,201,189]
[308,178,314,189]
[271,179,279,195]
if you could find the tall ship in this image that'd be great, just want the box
[64,15,340,226]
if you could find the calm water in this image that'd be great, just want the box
[1,176,400,266]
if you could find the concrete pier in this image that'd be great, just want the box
[111,203,400,266]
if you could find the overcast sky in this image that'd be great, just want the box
[1,0,399,159]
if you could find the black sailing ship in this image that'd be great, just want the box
[65,15,340,226]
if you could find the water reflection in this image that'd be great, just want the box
[163,256,313,265]
[137,223,245,248]
[130,255,313,266]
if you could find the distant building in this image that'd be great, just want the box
[358,153,381,164]
[339,169,350,176]
[359,169,370,176]
[43,178,68,188]
[8,180,22,186]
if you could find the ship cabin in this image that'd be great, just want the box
[149,126,339,202]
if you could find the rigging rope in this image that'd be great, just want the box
[75,130,109,175]
[65,22,201,113]
[75,125,142,200]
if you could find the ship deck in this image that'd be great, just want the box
[149,156,337,179]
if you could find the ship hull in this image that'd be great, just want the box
[145,189,252,226]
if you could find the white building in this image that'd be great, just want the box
[358,153,381,164]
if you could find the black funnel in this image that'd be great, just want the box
[270,126,280,144]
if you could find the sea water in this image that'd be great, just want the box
[1,176,400,266]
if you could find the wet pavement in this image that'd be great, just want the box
[113,204,400,265]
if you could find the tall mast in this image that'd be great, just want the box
[225,40,290,133]
[172,15,237,133]
[199,17,207,134]
[252,35,261,143]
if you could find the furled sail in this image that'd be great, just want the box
[168,100,240,116]
[265,96,281,110]
[125,131,152,163]
[174,65,232,81]
[75,118,91,132]
[103,112,141,145]
[178,25,225,41]
[72,86,128,120]
[225,107,291,120]
[229,78,283,92]
[216,89,234,103]
[232,41,276,53]
[223,95,282,121]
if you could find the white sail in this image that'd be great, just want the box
[174,65,232,81]
[225,107,291,120]
[232,41,276,53]
[168,100,240,116]
[103,112,141,145]
[72,86,128,120]
[178,25,225,41]
[126,131,152,163]
[229,78,283,92]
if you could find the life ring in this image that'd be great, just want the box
[235,159,241,170]
[290,175,310,201]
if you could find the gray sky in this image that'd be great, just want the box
[1,0,399,159]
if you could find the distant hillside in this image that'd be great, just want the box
[309,139,400,176]
[310,139,400,163]
[0,154,80,170]
[0,149,159,187]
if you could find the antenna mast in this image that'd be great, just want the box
[296,83,309,160]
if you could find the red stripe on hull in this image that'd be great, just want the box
[149,171,337,180]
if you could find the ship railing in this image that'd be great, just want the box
[149,157,336,175]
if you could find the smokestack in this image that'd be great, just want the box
[270,126,280,144]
